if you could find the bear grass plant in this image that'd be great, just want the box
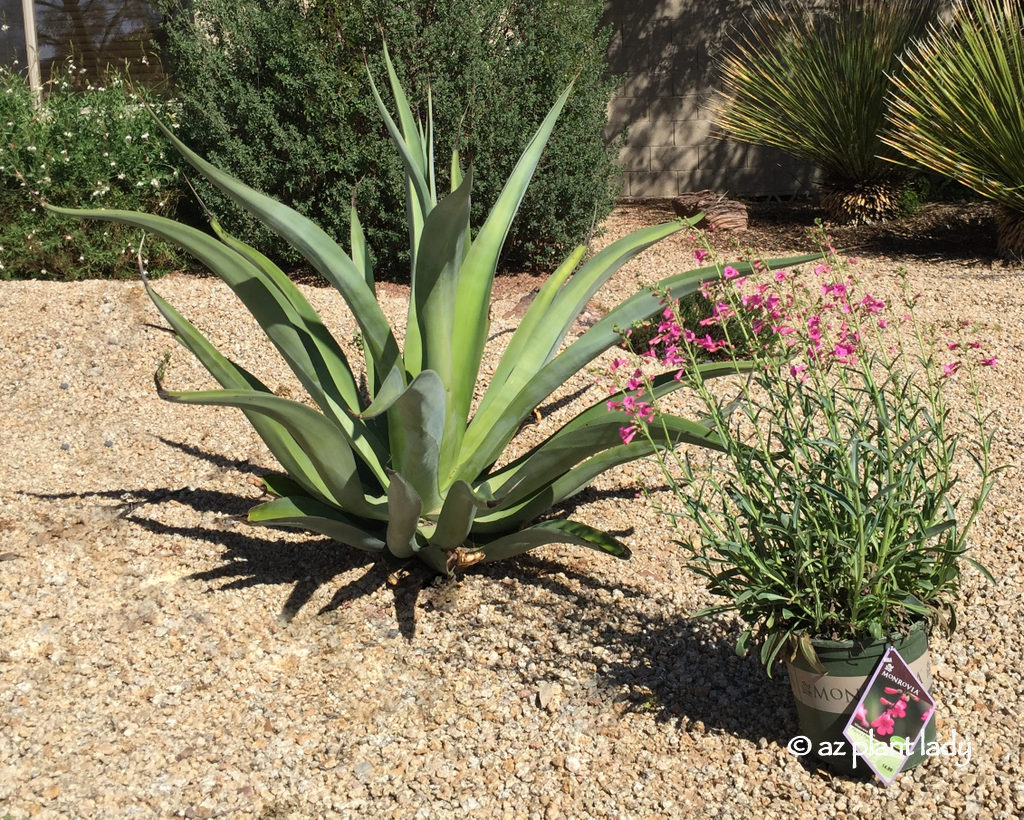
[48,48,816,574]
[0,59,185,280]
[716,0,944,224]
[882,0,1024,256]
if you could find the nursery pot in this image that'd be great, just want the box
[785,622,936,776]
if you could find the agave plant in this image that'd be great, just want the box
[883,0,1024,255]
[48,49,814,575]
[716,0,943,223]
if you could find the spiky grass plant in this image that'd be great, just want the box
[47,48,816,575]
[883,0,1024,255]
[716,0,943,223]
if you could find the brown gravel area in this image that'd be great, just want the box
[1,203,1022,818]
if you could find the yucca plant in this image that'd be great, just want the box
[47,49,815,575]
[883,0,1024,255]
[716,0,943,223]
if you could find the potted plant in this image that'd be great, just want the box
[609,230,997,775]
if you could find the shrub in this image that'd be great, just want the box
[716,0,943,224]
[883,0,1024,255]
[158,0,620,277]
[49,50,815,574]
[0,60,185,280]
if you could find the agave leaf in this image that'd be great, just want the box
[207,217,364,416]
[532,220,695,365]
[476,519,630,563]
[366,45,432,266]
[349,204,378,392]
[483,366,736,505]
[382,370,446,514]
[473,413,728,533]
[144,282,346,504]
[471,221,690,445]
[428,481,498,550]
[409,168,473,392]
[248,495,387,553]
[157,385,387,520]
[447,83,575,443]
[469,242,586,430]
[386,470,423,558]
[145,123,404,383]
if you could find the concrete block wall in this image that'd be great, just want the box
[604,0,821,199]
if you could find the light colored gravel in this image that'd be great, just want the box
[1,206,1022,818]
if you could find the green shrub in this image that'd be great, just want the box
[716,0,943,223]
[883,0,1024,255]
[0,60,186,280]
[49,50,815,574]
[158,0,620,276]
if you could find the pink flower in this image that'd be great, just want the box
[723,266,741,279]
[947,342,960,351]
[981,356,997,367]
[941,361,961,379]
[774,270,788,283]
[694,248,710,264]
[921,706,934,723]
[890,698,907,719]
[858,294,885,313]
[853,704,869,727]
[871,711,896,737]
[790,363,808,382]
[610,357,627,373]
[619,425,638,446]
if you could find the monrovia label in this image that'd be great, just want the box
[787,650,932,715]
[842,647,937,785]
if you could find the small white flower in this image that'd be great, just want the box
[140,133,149,140]
[124,135,132,142]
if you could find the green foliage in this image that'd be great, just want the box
[613,237,996,673]
[716,0,943,222]
[48,50,787,574]
[158,0,620,276]
[883,0,1024,252]
[0,60,185,280]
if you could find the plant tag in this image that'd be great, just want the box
[842,646,936,785]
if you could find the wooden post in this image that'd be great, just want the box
[21,0,41,107]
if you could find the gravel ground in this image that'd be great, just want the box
[1,204,1022,818]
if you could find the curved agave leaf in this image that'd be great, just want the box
[471,412,729,534]
[157,385,387,520]
[143,284,356,504]
[374,370,446,514]
[483,364,743,505]
[386,470,423,558]
[148,122,404,384]
[45,205,393,484]
[248,495,387,553]
[468,242,586,435]
[428,481,498,551]
[475,519,631,563]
